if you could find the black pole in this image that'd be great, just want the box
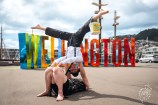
[99,0,102,64]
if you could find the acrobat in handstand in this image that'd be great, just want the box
[31,9,109,101]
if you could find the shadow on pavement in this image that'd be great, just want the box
[67,90,157,105]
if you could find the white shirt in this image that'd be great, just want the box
[54,46,83,64]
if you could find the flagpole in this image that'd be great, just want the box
[0,24,2,60]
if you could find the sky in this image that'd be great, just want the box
[0,0,158,49]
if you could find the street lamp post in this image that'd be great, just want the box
[0,24,2,60]
[113,10,120,38]
[92,0,108,64]
[112,11,120,64]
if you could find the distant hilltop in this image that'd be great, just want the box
[114,28,158,42]
[136,28,158,41]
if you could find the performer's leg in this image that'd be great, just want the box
[75,9,109,39]
[37,67,55,97]
[31,25,72,41]
[53,67,67,101]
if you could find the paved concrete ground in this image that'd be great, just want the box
[0,63,158,105]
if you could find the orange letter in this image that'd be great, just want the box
[51,37,54,63]
[41,36,49,68]
[62,40,65,56]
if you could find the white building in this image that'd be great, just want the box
[142,46,158,57]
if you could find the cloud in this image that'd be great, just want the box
[101,0,158,31]
[3,39,19,49]
[0,0,35,28]
[0,0,158,48]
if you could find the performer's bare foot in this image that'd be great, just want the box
[31,24,46,30]
[98,9,109,16]
[37,91,49,97]
[56,94,64,101]
[92,9,109,21]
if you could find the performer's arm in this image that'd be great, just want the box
[78,62,90,90]
[75,9,109,39]
[45,27,72,40]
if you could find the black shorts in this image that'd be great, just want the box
[51,78,86,96]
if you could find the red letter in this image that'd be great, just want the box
[80,39,89,66]
[112,38,122,66]
[124,38,135,67]
[90,39,100,66]
[101,39,110,66]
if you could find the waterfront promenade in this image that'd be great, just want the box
[0,63,158,105]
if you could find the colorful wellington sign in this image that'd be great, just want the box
[18,33,135,69]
